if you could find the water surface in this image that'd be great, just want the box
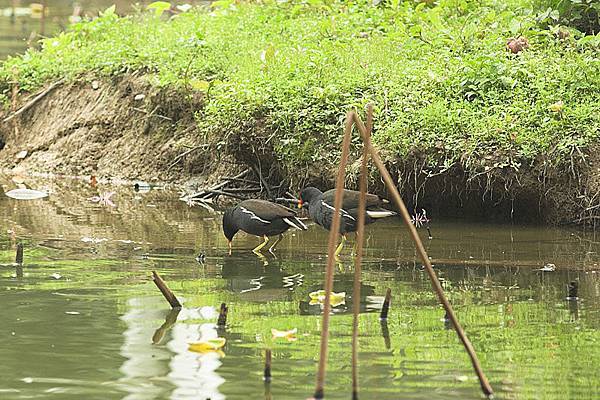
[0,0,151,59]
[1,174,599,399]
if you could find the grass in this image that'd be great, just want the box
[0,0,599,184]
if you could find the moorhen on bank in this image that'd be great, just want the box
[298,186,396,256]
[223,199,307,254]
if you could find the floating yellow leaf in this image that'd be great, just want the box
[309,290,346,307]
[271,328,297,342]
[188,337,226,354]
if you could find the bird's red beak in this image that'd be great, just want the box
[297,199,303,209]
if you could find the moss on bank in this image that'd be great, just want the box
[0,0,599,223]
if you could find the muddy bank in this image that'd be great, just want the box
[0,74,207,183]
[0,75,597,225]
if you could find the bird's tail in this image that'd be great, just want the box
[283,217,308,230]
[366,209,396,219]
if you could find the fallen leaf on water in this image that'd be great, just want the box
[188,337,226,355]
[5,188,48,200]
[271,328,298,342]
[309,290,346,307]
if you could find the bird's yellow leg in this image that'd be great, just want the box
[268,234,284,254]
[255,251,269,266]
[351,235,358,257]
[334,234,347,260]
[252,235,270,254]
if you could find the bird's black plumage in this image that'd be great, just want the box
[298,187,395,233]
[223,199,307,252]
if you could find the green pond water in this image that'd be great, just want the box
[0,0,153,59]
[1,174,599,399]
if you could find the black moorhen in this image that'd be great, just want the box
[298,186,396,256]
[223,199,307,254]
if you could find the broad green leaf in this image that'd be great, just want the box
[100,4,115,17]
[148,1,171,17]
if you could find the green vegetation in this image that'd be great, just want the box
[0,0,599,180]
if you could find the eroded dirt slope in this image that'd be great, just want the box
[0,75,205,183]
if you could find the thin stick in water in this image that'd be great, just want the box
[264,349,272,382]
[313,113,354,400]
[152,271,182,309]
[379,288,392,320]
[380,320,391,350]
[352,111,493,397]
[217,303,228,327]
[15,243,23,265]
[351,104,372,400]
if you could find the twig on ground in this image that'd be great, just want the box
[3,79,64,123]
[168,144,210,170]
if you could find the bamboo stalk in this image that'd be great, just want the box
[152,271,182,309]
[352,111,493,397]
[350,104,372,400]
[313,113,354,400]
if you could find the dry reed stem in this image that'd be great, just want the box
[351,111,493,397]
[313,113,354,399]
[350,104,372,400]
[152,271,182,309]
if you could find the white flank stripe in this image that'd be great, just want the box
[240,207,271,224]
[366,210,396,218]
[283,217,308,230]
[321,201,356,221]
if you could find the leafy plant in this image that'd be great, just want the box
[534,0,600,34]
[0,0,598,196]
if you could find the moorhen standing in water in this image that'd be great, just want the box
[223,199,307,255]
[298,186,396,257]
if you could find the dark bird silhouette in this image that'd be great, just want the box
[298,186,395,256]
[223,199,307,254]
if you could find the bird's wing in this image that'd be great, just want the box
[322,189,382,209]
[241,199,296,220]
